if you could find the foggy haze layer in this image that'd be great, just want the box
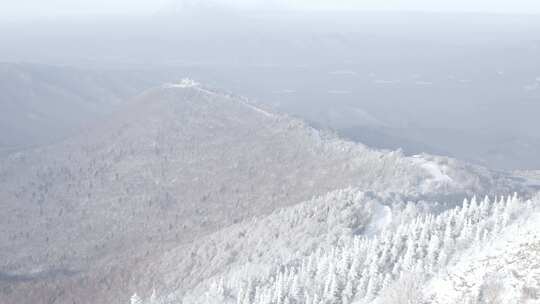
[2,0,540,20]
[1,10,540,170]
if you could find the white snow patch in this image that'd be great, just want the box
[243,103,275,118]
[195,86,220,96]
[364,204,392,236]
[421,161,452,183]
[166,80,275,118]
[164,78,200,88]
[410,155,454,191]
[415,80,433,85]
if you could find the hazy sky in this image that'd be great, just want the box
[2,0,540,18]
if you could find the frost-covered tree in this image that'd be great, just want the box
[342,280,354,304]
[149,289,158,304]
[130,293,143,304]
[326,271,341,303]
[290,275,302,302]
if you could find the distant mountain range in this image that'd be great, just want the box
[0,63,195,152]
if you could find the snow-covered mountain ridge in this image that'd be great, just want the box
[0,81,534,304]
[120,84,538,304]
[156,80,528,198]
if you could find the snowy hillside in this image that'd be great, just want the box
[142,193,539,304]
[426,206,540,304]
[0,81,533,304]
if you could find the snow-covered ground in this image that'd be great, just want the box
[427,211,540,303]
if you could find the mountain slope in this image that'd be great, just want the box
[0,81,530,304]
[426,209,540,304]
[161,192,539,304]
